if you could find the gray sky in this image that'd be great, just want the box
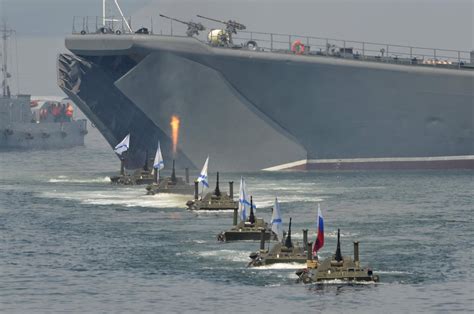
[1,0,473,96]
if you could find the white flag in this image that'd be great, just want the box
[238,177,257,221]
[197,156,209,188]
[114,134,130,155]
[271,197,284,242]
[153,141,164,170]
[238,177,249,221]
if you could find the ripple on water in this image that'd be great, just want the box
[0,166,472,312]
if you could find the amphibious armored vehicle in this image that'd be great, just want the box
[248,221,307,267]
[146,160,194,195]
[217,196,277,242]
[110,151,154,185]
[296,229,380,283]
[186,172,238,210]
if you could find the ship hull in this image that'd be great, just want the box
[0,121,86,150]
[58,35,474,171]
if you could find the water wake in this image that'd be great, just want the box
[196,249,250,262]
[39,189,189,208]
[253,262,305,270]
[48,176,111,183]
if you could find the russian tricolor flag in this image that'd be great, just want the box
[313,204,324,255]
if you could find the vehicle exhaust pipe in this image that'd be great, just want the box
[171,159,177,183]
[214,172,221,196]
[143,149,149,171]
[120,158,125,176]
[229,181,233,198]
[303,229,308,249]
[233,208,238,226]
[284,217,293,248]
[194,181,199,200]
[249,196,255,224]
[307,241,313,261]
[260,228,266,250]
[335,228,343,262]
[354,241,359,263]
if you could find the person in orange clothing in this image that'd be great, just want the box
[65,103,74,121]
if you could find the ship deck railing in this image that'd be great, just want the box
[72,16,473,70]
[234,31,473,69]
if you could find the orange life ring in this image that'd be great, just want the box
[291,40,305,55]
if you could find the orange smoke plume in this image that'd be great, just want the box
[170,115,180,156]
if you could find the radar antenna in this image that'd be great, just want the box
[159,14,205,37]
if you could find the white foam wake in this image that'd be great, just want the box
[325,230,358,238]
[374,270,412,275]
[192,209,234,215]
[39,189,189,208]
[196,249,250,262]
[48,176,111,183]
[311,279,378,285]
[253,262,305,270]
[254,196,325,208]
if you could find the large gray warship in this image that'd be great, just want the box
[1,23,87,150]
[57,3,474,171]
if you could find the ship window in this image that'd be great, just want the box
[348,268,354,272]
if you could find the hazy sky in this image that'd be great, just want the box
[1,0,472,96]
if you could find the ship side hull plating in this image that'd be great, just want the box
[58,35,474,171]
[0,96,87,151]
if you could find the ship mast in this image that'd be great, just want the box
[102,0,132,33]
[0,20,13,98]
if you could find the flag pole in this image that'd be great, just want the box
[200,181,203,199]
[268,206,273,251]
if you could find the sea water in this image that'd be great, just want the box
[1,129,473,313]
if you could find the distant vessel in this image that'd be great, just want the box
[0,22,87,151]
[57,1,474,170]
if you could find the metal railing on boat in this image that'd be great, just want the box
[71,16,473,70]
